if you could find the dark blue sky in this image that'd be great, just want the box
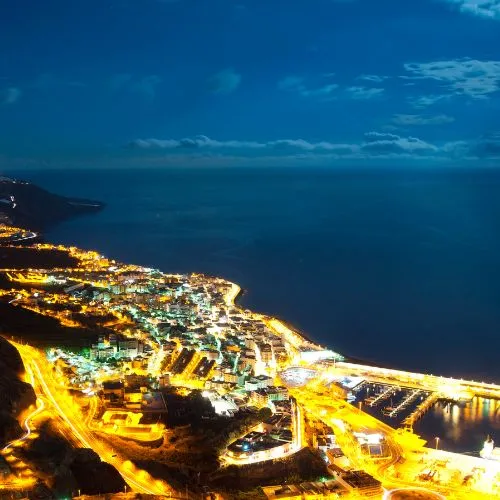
[1,0,500,168]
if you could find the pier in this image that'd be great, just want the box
[333,361,500,400]
[368,386,397,407]
[402,392,439,431]
[386,389,422,418]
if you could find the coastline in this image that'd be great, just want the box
[4,226,500,470]
[28,167,500,383]
[226,279,388,368]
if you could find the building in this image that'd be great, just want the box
[260,343,273,363]
[336,470,382,497]
[125,373,149,388]
[202,350,219,361]
[223,370,237,384]
[90,345,115,360]
[261,480,348,499]
[102,380,124,405]
[251,387,290,406]
[245,374,273,391]
[118,338,144,359]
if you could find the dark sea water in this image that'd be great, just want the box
[9,166,500,452]
[14,167,500,385]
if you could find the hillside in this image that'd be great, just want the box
[0,176,103,231]
[0,335,36,447]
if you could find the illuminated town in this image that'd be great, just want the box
[1,223,500,499]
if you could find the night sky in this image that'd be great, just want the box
[1,0,500,169]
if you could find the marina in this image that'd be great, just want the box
[351,383,500,455]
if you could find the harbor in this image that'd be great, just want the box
[350,382,500,454]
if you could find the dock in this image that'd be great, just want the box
[386,389,422,418]
[368,386,397,407]
[402,392,439,431]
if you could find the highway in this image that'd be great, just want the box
[13,342,179,497]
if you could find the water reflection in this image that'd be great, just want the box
[415,397,500,453]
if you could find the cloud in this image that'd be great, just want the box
[409,94,451,108]
[130,132,445,159]
[392,114,455,125]
[278,76,338,98]
[109,74,161,98]
[2,87,21,104]
[301,84,339,97]
[280,77,386,100]
[346,86,384,99]
[362,132,438,154]
[278,76,305,92]
[110,73,133,90]
[131,136,265,150]
[440,0,500,19]
[207,69,241,94]
[269,139,355,152]
[132,75,162,98]
[357,75,389,83]
[469,132,500,158]
[404,58,500,98]
[130,135,355,152]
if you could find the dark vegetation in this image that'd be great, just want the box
[0,178,103,231]
[210,448,328,493]
[101,390,319,498]
[162,390,271,456]
[0,302,98,349]
[21,421,126,497]
[0,246,78,268]
[0,335,36,448]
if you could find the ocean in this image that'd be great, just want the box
[14,167,500,384]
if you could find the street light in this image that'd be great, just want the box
[435,436,440,450]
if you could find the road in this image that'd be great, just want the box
[221,400,304,466]
[2,399,45,455]
[223,282,241,307]
[0,396,45,491]
[13,342,179,497]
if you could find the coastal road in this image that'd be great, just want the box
[223,282,241,307]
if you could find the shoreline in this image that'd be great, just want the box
[7,211,500,385]
[226,278,394,370]
[4,229,500,461]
